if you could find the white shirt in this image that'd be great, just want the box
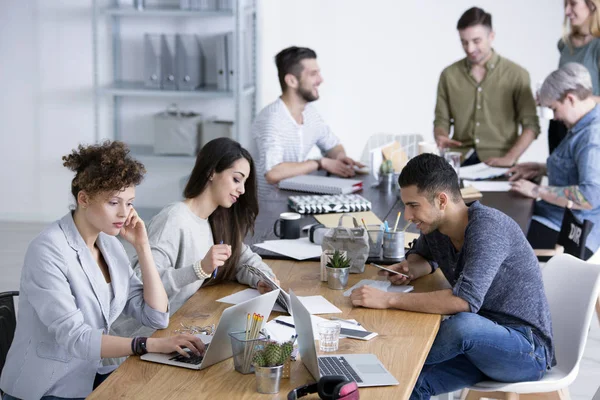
[252,98,340,193]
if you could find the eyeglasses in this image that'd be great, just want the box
[174,321,215,336]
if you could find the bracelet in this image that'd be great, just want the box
[132,336,148,356]
[193,259,212,280]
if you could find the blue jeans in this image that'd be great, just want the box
[410,312,548,400]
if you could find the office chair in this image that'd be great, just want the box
[460,254,600,400]
[534,208,594,261]
[0,291,19,396]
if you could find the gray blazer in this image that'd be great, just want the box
[0,213,169,400]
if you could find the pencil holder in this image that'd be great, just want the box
[382,231,405,260]
[229,331,267,374]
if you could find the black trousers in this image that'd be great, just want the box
[548,119,568,154]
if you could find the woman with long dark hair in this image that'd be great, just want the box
[112,137,277,339]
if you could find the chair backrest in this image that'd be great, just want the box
[0,291,19,379]
[359,133,424,165]
[556,208,594,259]
[543,254,600,372]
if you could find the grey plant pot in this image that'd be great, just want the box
[326,266,350,290]
[255,364,284,394]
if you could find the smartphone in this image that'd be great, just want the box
[370,263,409,279]
[339,327,378,341]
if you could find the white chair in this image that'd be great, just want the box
[359,132,424,166]
[460,254,600,400]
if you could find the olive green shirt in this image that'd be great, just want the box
[434,51,540,161]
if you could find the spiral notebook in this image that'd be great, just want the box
[278,175,363,195]
[288,194,372,214]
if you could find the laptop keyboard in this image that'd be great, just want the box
[169,352,204,365]
[318,356,363,383]
[168,343,208,366]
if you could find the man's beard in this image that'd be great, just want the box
[298,86,319,102]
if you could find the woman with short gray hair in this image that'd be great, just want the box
[509,62,600,258]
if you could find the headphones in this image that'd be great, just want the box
[287,375,359,400]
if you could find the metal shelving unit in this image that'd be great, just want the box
[91,0,257,154]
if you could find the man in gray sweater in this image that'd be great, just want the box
[350,153,555,400]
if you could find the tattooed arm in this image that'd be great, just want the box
[537,185,593,210]
[510,181,593,210]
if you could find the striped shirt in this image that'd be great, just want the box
[252,98,340,193]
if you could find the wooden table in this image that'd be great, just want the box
[89,262,450,400]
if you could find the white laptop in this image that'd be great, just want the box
[290,290,398,387]
[141,289,279,370]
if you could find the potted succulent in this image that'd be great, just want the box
[325,249,352,290]
[253,340,294,394]
[379,159,396,190]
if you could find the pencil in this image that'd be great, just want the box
[361,218,368,230]
[393,211,401,232]
[401,221,412,231]
[213,240,224,278]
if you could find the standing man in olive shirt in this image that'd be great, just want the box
[434,7,540,167]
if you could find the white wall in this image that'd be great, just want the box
[0,0,563,222]
[257,0,564,162]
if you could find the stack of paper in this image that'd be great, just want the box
[253,237,321,260]
[463,180,511,192]
[459,163,509,181]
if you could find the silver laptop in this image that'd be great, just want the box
[141,289,279,370]
[289,290,398,387]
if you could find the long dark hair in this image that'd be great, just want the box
[184,137,258,283]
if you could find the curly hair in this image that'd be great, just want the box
[62,141,146,200]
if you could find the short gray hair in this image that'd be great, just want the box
[539,62,593,106]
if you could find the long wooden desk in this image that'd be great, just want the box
[89,262,450,400]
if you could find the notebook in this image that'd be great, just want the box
[278,175,363,195]
[288,194,372,214]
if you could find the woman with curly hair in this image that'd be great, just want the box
[0,141,205,400]
[112,137,279,339]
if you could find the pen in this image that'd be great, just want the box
[275,320,295,328]
[213,240,223,278]
[329,317,361,326]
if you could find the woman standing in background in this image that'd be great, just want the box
[549,0,600,153]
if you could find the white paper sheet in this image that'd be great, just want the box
[253,237,322,260]
[297,295,342,314]
[343,279,414,297]
[265,315,366,343]
[217,291,340,315]
[459,163,509,181]
[463,180,511,192]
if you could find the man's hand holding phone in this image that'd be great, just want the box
[372,261,412,285]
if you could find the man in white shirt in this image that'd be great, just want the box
[252,46,362,190]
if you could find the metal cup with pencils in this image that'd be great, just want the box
[229,313,267,374]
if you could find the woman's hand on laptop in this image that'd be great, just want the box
[147,334,206,358]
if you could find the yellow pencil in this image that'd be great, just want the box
[361,218,368,230]
[393,211,402,232]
